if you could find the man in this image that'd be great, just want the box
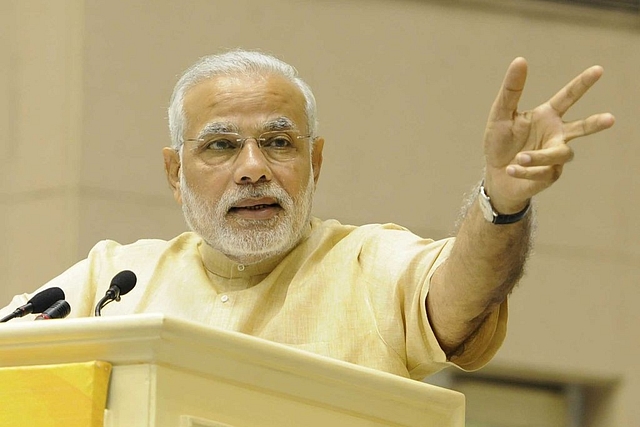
[0,50,614,380]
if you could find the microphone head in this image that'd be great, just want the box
[44,300,71,319]
[110,270,137,296]
[28,287,65,313]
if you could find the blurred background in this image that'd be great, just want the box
[0,0,638,425]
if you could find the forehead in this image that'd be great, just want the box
[182,73,307,135]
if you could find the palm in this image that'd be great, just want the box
[482,58,614,212]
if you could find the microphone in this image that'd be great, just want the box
[1,287,65,323]
[34,300,71,320]
[94,270,137,316]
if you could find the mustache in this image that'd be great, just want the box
[220,183,290,209]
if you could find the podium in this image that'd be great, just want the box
[0,314,464,426]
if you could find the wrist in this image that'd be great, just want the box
[478,182,531,224]
[481,174,530,214]
[486,196,530,215]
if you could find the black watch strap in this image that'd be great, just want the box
[478,183,531,225]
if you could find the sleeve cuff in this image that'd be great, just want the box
[447,299,509,371]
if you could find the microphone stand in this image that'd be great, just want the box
[94,295,116,317]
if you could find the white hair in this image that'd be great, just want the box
[168,49,318,150]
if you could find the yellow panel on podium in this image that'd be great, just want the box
[0,361,111,427]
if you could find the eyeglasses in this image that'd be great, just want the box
[184,131,312,165]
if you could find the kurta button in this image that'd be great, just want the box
[237,264,245,271]
[221,295,229,303]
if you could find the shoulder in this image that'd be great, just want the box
[83,232,204,297]
[322,218,445,251]
[311,217,415,241]
[88,232,202,257]
[309,217,453,266]
[85,232,204,278]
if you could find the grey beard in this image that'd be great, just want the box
[180,171,314,264]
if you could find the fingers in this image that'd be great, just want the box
[564,113,616,142]
[515,144,574,167]
[506,145,572,180]
[490,57,528,121]
[548,65,604,117]
[506,164,565,182]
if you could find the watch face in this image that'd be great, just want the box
[478,184,531,225]
[478,186,496,223]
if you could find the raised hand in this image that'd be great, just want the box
[482,57,615,213]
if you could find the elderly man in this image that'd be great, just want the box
[0,50,613,380]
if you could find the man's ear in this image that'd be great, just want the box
[162,147,182,204]
[311,137,324,185]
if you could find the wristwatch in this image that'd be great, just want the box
[478,183,531,225]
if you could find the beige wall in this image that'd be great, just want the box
[1,0,638,425]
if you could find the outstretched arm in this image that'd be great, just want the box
[427,58,615,358]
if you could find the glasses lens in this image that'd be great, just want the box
[194,133,241,165]
[259,131,300,161]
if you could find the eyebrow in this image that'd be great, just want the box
[195,117,299,140]
[262,117,298,132]
[196,122,239,139]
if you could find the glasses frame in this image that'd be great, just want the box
[183,130,314,163]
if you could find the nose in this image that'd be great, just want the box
[232,139,273,185]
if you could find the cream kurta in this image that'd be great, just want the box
[0,218,507,380]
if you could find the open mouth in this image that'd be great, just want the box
[228,198,282,218]
[229,203,280,212]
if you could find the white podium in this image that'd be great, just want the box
[0,314,464,426]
